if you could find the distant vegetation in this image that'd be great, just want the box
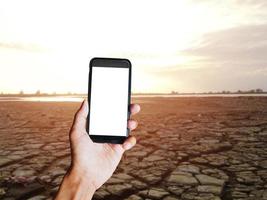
[0,89,266,97]
[133,88,266,95]
[208,88,265,94]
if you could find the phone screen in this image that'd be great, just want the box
[89,66,129,136]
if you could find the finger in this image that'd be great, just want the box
[109,143,125,156]
[130,104,141,116]
[72,99,88,132]
[128,119,138,131]
[122,136,136,151]
[109,134,137,155]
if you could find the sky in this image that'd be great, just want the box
[0,0,267,93]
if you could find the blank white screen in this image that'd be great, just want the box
[89,66,129,136]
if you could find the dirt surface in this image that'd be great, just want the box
[0,97,267,200]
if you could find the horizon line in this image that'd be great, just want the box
[0,89,266,96]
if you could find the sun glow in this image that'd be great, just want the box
[0,0,265,93]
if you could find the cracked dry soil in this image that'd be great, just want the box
[0,97,267,200]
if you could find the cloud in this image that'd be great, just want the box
[184,23,267,67]
[145,23,267,92]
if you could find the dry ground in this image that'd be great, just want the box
[0,97,267,200]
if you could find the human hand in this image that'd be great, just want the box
[55,100,140,200]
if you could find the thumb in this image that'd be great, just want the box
[71,99,88,134]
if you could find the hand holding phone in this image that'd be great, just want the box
[55,100,140,199]
[55,57,139,199]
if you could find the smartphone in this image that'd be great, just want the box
[87,57,131,144]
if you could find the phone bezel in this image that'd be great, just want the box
[87,57,132,144]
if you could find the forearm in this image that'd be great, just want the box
[54,170,96,200]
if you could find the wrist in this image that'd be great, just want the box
[55,168,96,200]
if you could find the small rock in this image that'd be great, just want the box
[114,173,133,180]
[167,174,198,185]
[167,186,184,195]
[144,155,165,162]
[190,157,208,164]
[12,167,36,177]
[196,174,225,186]
[177,165,200,174]
[127,194,142,200]
[106,183,132,196]
[131,180,147,189]
[139,188,169,199]
[142,174,162,184]
[197,185,223,195]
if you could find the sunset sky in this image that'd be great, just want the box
[0,0,267,93]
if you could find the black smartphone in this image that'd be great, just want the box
[87,57,131,144]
